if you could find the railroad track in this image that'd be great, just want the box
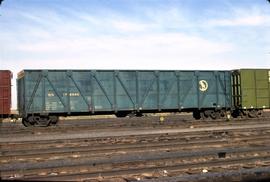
[2,121,270,143]
[1,119,270,181]
[2,143,270,181]
[1,125,270,152]
[1,114,269,136]
[1,129,269,163]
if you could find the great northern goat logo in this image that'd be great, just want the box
[199,80,208,92]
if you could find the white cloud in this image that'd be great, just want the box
[208,15,269,27]
[2,32,236,73]
[111,20,149,32]
[12,33,234,62]
[206,5,270,27]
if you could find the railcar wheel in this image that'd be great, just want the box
[22,119,31,127]
[200,111,206,120]
[203,110,215,119]
[219,110,226,119]
[37,119,50,127]
[240,110,248,118]
[35,116,50,127]
[248,110,257,118]
[28,116,36,125]
[22,117,34,127]
[231,110,239,118]
[257,110,263,117]
[49,116,59,125]
[193,111,201,120]
[215,111,221,119]
[210,111,217,120]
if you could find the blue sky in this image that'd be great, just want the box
[0,0,270,108]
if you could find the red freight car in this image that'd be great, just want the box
[0,70,12,118]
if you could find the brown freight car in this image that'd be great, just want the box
[0,70,12,119]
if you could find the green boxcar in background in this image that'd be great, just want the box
[232,69,270,109]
